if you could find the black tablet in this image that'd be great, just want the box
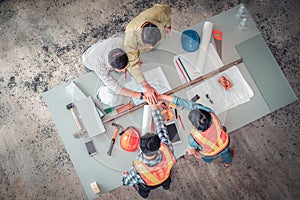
[166,121,182,145]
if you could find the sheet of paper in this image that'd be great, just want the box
[75,96,106,138]
[125,66,172,105]
[65,81,104,117]
[186,66,254,115]
[174,43,224,84]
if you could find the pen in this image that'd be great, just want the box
[178,114,185,130]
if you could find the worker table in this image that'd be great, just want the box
[43,4,296,200]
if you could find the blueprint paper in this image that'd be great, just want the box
[125,66,172,105]
[186,66,254,114]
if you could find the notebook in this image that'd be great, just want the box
[65,81,104,117]
[75,96,106,138]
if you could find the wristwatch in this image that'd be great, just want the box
[139,92,144,100]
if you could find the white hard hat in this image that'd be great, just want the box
[97,86,121,107]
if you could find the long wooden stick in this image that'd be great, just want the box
[103,58,243,124]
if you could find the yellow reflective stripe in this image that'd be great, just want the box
[161,144,176,163]
[134,160,160,184]
[190,129,219,151]
[212,115,223,146]
[160,145,175,173]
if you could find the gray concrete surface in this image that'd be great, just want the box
[0,0,299,200]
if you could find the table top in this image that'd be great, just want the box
[43,4,296,199]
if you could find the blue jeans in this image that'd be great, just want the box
[201,145,232,164]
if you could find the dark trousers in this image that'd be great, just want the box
[137,176,171,198]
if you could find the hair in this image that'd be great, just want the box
[140,132,161,156]
[188,109,212,131]
[108,48,129,70]
[141,22,161,47]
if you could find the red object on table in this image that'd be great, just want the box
[178,114,185,130]
[218,75,233,90]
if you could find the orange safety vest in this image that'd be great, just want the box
[190,113,229,157]
[133,143,176,186]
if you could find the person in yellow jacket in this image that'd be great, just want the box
[122,103,176,198]
[158,94,233,167]
[124,4,172,105]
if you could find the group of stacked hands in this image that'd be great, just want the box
[82,4,233,198]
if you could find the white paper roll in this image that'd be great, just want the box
[195,21,214,73]
[141,105,152,135]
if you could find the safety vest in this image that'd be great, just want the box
[190,113,229,157]
[133,143,176,186]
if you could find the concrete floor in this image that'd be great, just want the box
[0,0,299,199]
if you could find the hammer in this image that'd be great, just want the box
[107,122,123,156]
[66,103,87,138]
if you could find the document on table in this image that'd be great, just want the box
[185,66,254,114]
[75,96,106,137]
[65,81,104,117]
[125,66,172,105]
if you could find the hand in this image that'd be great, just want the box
[142,83,158,105]
[122,171,128,176]
[165,26,171,34]
[143,90,157,105]
[156,94,164,101]
[156,94,173,103]
[185,147,201,159]
[150,104,159,110]
[138,60,143,66]
[185,147,195,155]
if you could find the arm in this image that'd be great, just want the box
[141,81,158,105]
[150,104,174,153]
[188,134,202,150]
[124,30,145,83]
[95,65,144,99]
[93,63,123,95]
[122,167,144,186]
[158,95,214,113]
[144,4,172,28]
[124,30,159,103]
[157,4,172,28]
[185,135,202,159]
[120,87,141,99]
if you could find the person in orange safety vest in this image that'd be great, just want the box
[158,94,233,167]
[122,103,176,198]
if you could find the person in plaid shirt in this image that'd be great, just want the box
[122,103,176,198]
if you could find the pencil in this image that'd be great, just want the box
[178,114,185,130]
[178,57,192,82]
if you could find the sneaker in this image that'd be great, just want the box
[224,162,231,167]
[163,185,170,190]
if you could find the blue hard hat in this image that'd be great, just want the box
[181,30,201,52]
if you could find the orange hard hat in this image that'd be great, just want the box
[119,126,140,152]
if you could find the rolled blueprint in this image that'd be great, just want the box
[141,105,152,136]
[195,21,214,74]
